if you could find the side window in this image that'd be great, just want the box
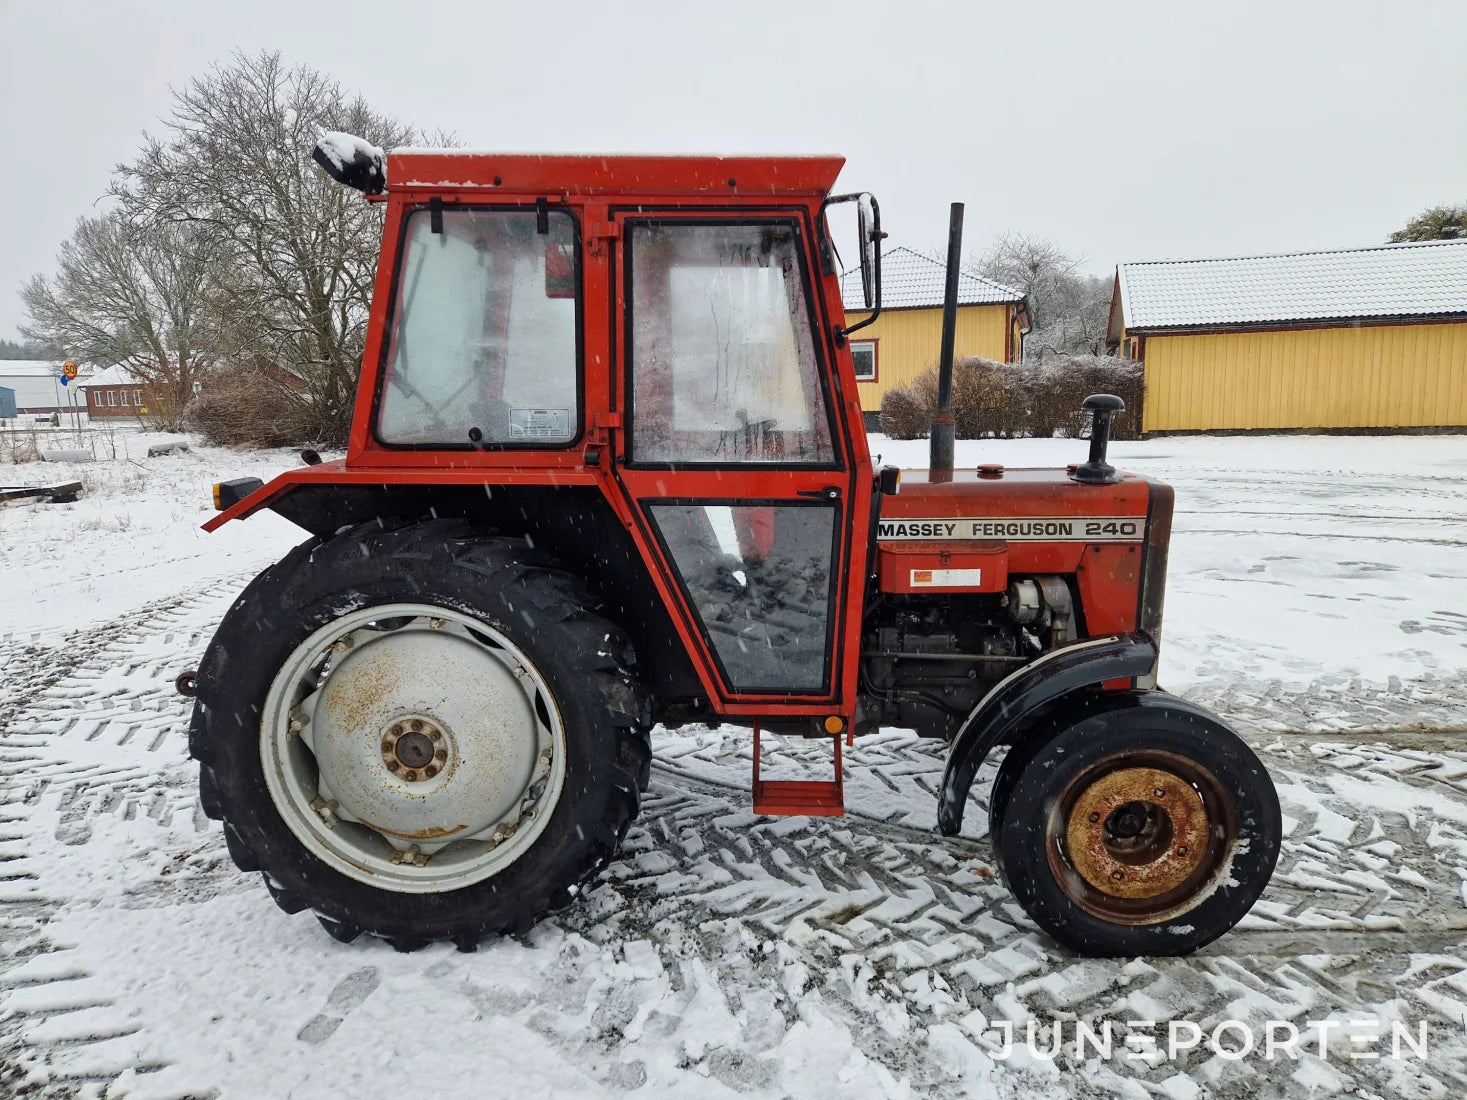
[628,222,835,465]
[851,341,877,382]
[377,208,579,447]
[648,502,835,691]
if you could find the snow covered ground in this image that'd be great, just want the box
[3,431,1467,1098]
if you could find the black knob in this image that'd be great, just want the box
[1072,394,1124,485]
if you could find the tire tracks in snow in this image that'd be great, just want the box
[5,590,1467,1096]
[0,581,245,1096]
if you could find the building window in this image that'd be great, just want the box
[134,389,143,405]
[107,391,116,406]
[93,392,102,407]
[120,391,130,406]
[851,341,877,382]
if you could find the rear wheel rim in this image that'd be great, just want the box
[1045,751,1236,925]
[261,602,567,894]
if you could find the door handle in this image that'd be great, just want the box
[797,487,842,501]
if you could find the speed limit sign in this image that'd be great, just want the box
[62,360,78,381]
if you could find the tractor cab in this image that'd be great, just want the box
[190,139,1280,958]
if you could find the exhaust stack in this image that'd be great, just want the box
[928,202,965,482]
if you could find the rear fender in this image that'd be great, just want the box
[936,632,1158,836]
[202,463,603,537]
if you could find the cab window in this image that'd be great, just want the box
[377,208,579,447]
[627,221,835,465]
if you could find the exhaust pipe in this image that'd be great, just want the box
[929,202,965,482]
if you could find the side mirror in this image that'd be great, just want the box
[312,131,387,195]
[857,194,882,311]
[822,191,884,340]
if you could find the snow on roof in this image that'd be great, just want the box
[841,247,1024,312]
[0,359,88,379]
[1117,239,1467,330]
[76,364,140,388]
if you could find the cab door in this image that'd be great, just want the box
[609,213,863,711]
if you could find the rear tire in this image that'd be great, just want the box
[993,691,1279,957]
[189,520,650,948]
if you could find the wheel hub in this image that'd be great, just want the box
[1064,766,1210,900]
[381,719,446,780]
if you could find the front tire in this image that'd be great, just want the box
[993,692,1280,957]
[189,521,650,949]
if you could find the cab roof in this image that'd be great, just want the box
[386,151,846,198]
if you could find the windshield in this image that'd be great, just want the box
[376,207,579,447]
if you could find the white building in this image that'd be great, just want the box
[0,360,92,419]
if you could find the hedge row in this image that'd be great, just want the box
[878,355,1145,440]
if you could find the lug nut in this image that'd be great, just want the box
[1153,787,1166,798]
[434,750,447,763]
[430,730,443,743]
[424,765,438,779]
[381,741,393,753]
[1110,870,1124,881]
[387,761,400,773]
[392,723,404,737]
[410,719,423,733]
[1088,812,1101,823]
[404,770,417,782]
[1177,846,1189,856]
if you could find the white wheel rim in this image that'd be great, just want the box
[260,602,567,894]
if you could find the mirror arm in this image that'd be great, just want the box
[821,192,883,347]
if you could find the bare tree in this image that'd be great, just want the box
[112,51,419,443]
[20,211,220,427]
[975,233,1114,360]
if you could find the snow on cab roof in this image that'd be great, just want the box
[1118,238,1467,330]
[840,246,1024,312]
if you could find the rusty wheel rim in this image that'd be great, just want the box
[1046,751,1236,925]
[261,603,567,894]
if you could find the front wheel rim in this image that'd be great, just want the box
[1045,750,1237,926]
[260,602,567,894]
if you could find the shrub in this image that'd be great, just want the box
[184,363,312,448]
[879,355,1144,440]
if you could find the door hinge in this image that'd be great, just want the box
[588,222,622,241]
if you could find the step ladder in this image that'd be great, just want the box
[751,720,847,817]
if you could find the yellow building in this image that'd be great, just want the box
[840,247,1029,425]
[1109,240,1467,433]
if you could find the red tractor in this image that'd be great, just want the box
[188,138,1279,956]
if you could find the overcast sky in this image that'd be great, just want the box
[1,0,1464,340]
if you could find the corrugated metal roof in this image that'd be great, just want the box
[0,359,75,378]
[1118,239,1467,330]
[841,246,1023,312]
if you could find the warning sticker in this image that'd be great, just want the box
[910,568,983,587]
[508,409,572,439]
